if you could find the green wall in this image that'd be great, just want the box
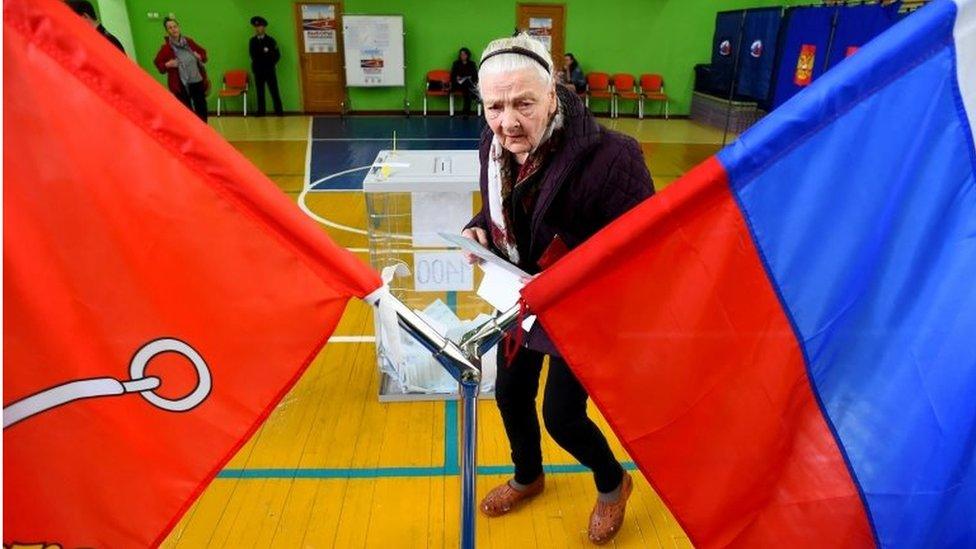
[96,0,138,60]
[124,0,806,115]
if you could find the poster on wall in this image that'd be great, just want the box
[528,17,553,51]
[349,19,390,85]
[301,5,337,53]
[342,15,405,87]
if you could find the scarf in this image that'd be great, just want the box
[169,35,203,86]
[487,102,564,264]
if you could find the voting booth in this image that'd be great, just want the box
[363,150,497,401]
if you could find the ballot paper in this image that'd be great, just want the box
[438,232,536,330]
[438,232,529,279]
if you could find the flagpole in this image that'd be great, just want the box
[458,304,523,360]
[377,293,524,549]
[456,303,523,549]
[376,294,482,549]
[458,370,479,549]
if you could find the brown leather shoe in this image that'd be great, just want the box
[588,471,633,545]
[479,475,545,517]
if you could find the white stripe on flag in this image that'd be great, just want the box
[955,0,976,147]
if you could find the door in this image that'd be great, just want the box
[295,2,345,113]
[516,3,567,72]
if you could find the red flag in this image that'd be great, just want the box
[3,0,381,546]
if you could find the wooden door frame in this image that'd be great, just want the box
[294,1,347,113]
[515,2,567,72]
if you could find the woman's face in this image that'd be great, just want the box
[480,68,557,158]
[564,55,572,67]
[460,50,469,62]
[165,20,181,39]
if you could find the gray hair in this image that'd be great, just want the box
[479,33,554,87]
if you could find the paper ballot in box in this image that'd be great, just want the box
[363,149,499,400]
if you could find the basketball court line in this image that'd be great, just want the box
[328,336,376,343]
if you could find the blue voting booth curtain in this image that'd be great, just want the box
[710,10,747,97]
[770,6,836,109]
[735,7,783,107]
[826,3,901,71]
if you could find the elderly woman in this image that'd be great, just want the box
[462,34,653,544]
[153,17,209,121]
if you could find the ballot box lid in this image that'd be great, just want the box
[362,150,480,193]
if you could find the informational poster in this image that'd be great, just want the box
[528,17,553,52]
[301,5,337,53]
[342,15,405,87]
[352,19,388,83]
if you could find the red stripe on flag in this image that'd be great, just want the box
[522,157,874,547]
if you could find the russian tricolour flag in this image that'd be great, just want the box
[523,0,976,546]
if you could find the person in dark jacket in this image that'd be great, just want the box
[67,0,125,53]
[153,17,209,122]
[450,47,479,116]
[249,16,283,117]
[463,33,653,545]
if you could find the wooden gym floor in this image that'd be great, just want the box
[160,114,731,548]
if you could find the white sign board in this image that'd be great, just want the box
[413,251,473,291]
[342,15,405,87]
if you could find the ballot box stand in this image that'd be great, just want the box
[363,149,495,401]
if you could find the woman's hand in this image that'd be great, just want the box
[192,51,203,61]
[461,227,488,265]
[165,59,179,68]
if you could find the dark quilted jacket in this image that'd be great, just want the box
[465,85,654,355]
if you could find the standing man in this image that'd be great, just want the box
[249,16,284,117]
[67,1,125,53]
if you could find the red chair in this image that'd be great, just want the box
[423,70,452,116]
[217,69,249,117]
[612,74,640,118]
[585,72,614,117]
[639,73,669,119]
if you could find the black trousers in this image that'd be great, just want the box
[495,346,624,493]
[255,68,283,116]
[456,80,479,114]
[177,81,208,122]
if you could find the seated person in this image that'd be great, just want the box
[559,53,586,93]
[450,47,480,115]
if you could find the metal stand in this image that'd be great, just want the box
[372,290,523,549]
[455,304,522,549]
[458,371,479,549]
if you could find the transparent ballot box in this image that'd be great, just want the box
[363,150,496,401]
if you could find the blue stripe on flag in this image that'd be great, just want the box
[720,0,976,545]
